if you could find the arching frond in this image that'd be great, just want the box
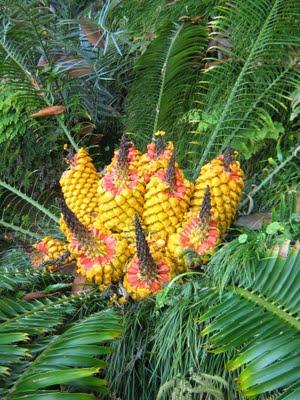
[0,251,74,293]
[0,294,76,382]
[192,0,300,176]
[200,240,300,397]
[108,0,217,38]
[0,180,62,245]
[4,308,122,399]
[0,5,78,150]
[125,21,207,151]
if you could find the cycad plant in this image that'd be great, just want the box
[0,0,140,193]
[106,228,300,400]
[200,240,300,398]
[0,0,299,399]
[0,254,122,398]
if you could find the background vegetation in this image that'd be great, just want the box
[0,0,299,399]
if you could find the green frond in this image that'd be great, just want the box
[0,10,78,150]
[0,180,58,224]
[0,220,41,241]
[192,0,300,175]
[0,180,64,244]
[10,393,96,400]
[108,0,217,37]
[0,42,41,110]
[0,285,117,394]
[125,21,207,150]
[0,295,75,379]
[240,143,300,209]
[200,241,300,397]
[4,308,122,399]
[0,259,73,293]
[107,281,243,400]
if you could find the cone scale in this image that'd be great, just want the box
[143,151,193,240]
[123,215,176,300]
[33,236,71,270]
[59,147,100,228]
[191,147,244,233]
[168,187,220,265]
[95,134,145,233]
[59,198,129,288]
[138,131,174,183]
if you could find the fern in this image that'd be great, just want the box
[200,241,300,398]
[156,372,228,400]
[0,87,34,143]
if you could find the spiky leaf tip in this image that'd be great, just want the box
[165,151,176,192]
[223,146,235,170]
[117,133,131,173]
[199,186,211,223]
[134,214,157,280]
[154,130,166,156]
[58,197,92,246]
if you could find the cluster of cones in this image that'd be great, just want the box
[33,132,244,300]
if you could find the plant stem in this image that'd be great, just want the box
[56,115,79,151]
[0,180,59,223]
[0,36,78,151]
[240,144,300,208]
[0,219,41,240]
[152,24,183,135]
[193,0,281,178]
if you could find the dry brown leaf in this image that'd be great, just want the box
[58,262,76,274]
[204,60,223,70]
[178,15,190,22]
[30,105,66,118]
[235,212,272,230]
[68,65,93,78]
[76,124,95,137]
[37,55,48,67]
[58,56,94,78]
[145,32,155,41]
[279,240,290,258]
[23,291,47,301]
[191,16,202,24]
[30,250,46,269]
[80,18,104,48]
[29,74,42,91]
[72,272,88,293]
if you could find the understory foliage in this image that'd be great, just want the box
[0,208,299,399]
[106,234,300,400]
[0,0,299,399]
[0,255,122,399]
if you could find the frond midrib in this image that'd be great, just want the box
[230,286,300,331]
[193,0,287,176]
[152,23,183,135]
[0,180,59,223]
[0,291,91,331]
